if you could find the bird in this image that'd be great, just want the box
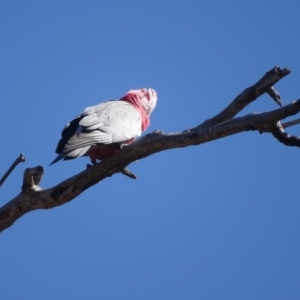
[49,88,157,171]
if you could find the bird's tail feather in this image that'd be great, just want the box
[49,154,64,166]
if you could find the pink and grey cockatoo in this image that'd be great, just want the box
[50,88,157,167]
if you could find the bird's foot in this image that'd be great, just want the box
[120,143,128,150]
[86,158,98,168]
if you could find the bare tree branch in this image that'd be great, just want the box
[270,121,300,147]
[198,66,290,129]
[0,154,26,188]
[1,66,299,233]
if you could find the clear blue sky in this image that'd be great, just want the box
[1,1,300,299]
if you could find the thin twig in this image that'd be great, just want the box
[282,118,300,128]
[0,154,26,188]
[121,168,137,179]
[266,87,282,107]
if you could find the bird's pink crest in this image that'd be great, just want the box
[121,88,157,116]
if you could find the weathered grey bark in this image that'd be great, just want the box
[1,66,300,233]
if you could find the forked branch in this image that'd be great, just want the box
[198,66,290,129]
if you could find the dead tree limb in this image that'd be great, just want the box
[0,154,25,188]
[270,121,300,147]
[1,66,300,233]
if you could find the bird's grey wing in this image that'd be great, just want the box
[55,115,83,153]
[61,101,142,155]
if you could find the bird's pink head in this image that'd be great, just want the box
[120,88,157,116]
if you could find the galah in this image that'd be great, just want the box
[50,88,157,167]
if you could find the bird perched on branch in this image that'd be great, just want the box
[50,88,157,170]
